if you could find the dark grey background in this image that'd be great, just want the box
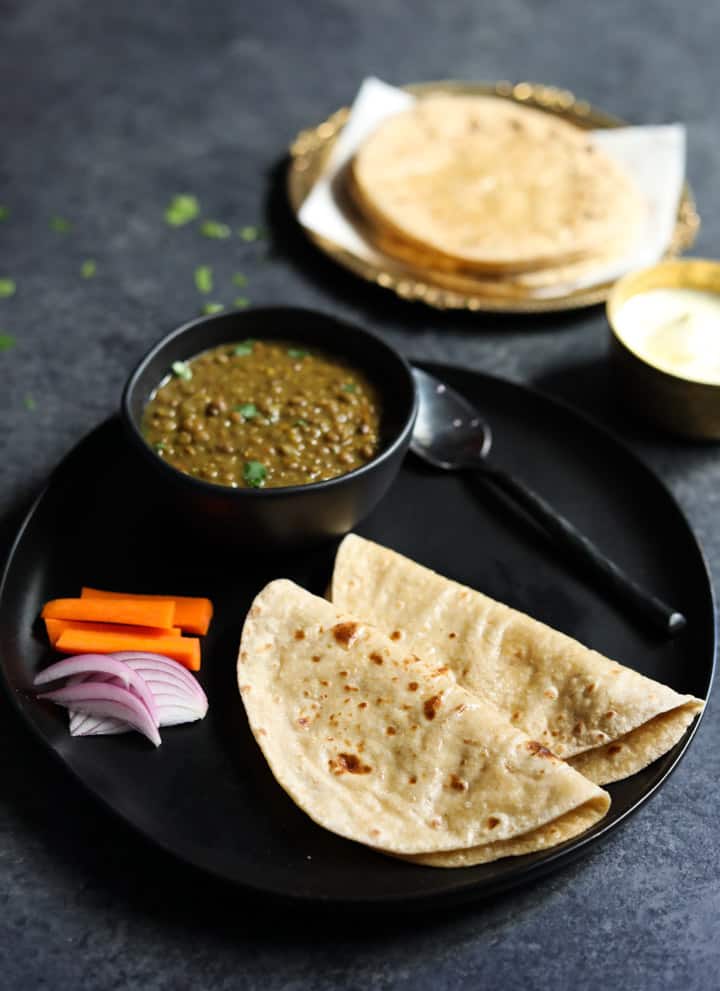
[1,1,718,988]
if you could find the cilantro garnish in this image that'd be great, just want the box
[243,461,267,488]
[171,360,192,380]
[235,402,257,419]
[233,339,255,356]
[165,194,199,227]
[200,220,231,239]
[239,225,260,242]
[194,265,213,294]
[24,394,36,411]
[0,206,8,222]
[342,382,357,393]
[202,301,224,315]
[288,348,309,359]
[0,333,15,351]
[0,278,16,298]
[80,259,96,279]
[232,273,247,287]
[50,216,72,233]
[233,296,250,309]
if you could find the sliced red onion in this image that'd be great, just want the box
[38,682,161,747]
[34,654,158,725]
[70,711,128,736]
[111,652,206,700]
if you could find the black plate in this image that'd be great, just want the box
[0,365,714,908]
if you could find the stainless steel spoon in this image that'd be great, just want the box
[410,367,686,637]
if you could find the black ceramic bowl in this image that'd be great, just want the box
[121,307,417,550]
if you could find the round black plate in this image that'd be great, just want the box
[0,365,714,908]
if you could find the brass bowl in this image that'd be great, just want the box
[607,259,720,439]
[288,80,700,314]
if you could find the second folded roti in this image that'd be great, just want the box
[331,536,704,785]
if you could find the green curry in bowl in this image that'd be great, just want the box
[142,339,381,489]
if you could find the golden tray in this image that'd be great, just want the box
[287,80,700,314]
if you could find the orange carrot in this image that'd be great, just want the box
[45,618,182,647]
[42,597,176,629]
[54,629,201,671]
[81,588,213,635]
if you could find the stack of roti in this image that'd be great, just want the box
[236,540,702,867]
[345,94,646,297]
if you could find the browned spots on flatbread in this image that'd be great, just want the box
[294,629,305,640]
[584,683,596,696]
[608,743,623,755]
[433,666,449,676]
[297,717,310,728]
[428,817,442,829]
[386,726,397,736]
[339,670,347,677]
[390,630,402,641]
[511,710,522,721]
[605,711,616,719]
[329,753,372,775]
[370,828,380,838]
[423,694,442,720]
[344,684,358,693]
[369,652,384,665]
[332,622,359,648]
[447,774,468,792]
[487,816,501,829]
[448,632,457,639]
[408,681,419,691]
[239,650,248,663]
[358,701,368,709]
[573,721,584,735]
[408,775,417,784]
[527,740,556,759]
[311,655,321,663]
[239,684,251,693]
[256,727,266,736]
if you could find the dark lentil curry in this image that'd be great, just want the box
[142,340,381,488]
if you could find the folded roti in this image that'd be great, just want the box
[331,536,704,785]
[238,580,609,866]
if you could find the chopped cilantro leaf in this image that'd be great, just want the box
[294,418,308,427]
[235,402,257,419]
[232,273,247,287]
[342,382,357,393]
[0,206,8,221]
[233,339,255,356]
[50,216,72,233]
[80,259,96,279]
[202,301,224,315]
[165,194,199,227]
[171,360,192,380]
[233,296,250,309]
[200,219,231,239]
[154,442,165,453]
[0,278,16,298]
[194,265,213,294]
[0,333,15,351]
[239,225,259,242]
[288,348,309,359]
[243,460,267,487]
[24,394,36,411]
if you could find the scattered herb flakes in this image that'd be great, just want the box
[235,402,257,419]
[165,194,200,227]
[294,418,308,428]
[201,301,224,315]
[0,333,15,351]
[243,460,267,488]
[200,220,231,239]
[24,394,36,411]
[232,273,247,287]
[342,382,357,393]
[239,225,260,242]
[194,265,213,294]
[154,441,165,453]
[233,296,250,309]
[50,216,72,233]
[288,348,309,359]
[233,339,255,356]
[171,360,192,381]
[0,206,8,221]
[80,259,97,279]
[0,278,16,298]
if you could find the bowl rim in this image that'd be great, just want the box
[120,306,418,498]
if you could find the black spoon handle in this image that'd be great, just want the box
[478,465,686,637]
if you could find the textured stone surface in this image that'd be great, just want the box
[1,0,719,988]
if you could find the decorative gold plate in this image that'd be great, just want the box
[287,80,700,313]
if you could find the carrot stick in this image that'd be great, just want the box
[45,618,182,647]
[42,597,176,629]
[81,588,213,636]
[54,629,201,671]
